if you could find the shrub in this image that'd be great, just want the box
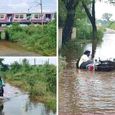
[5,21,56,55]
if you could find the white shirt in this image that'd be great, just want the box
[78,54,89,67]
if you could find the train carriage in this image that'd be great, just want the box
[0,14,7,23]
[0,12,55,25]
[13,13,27,22]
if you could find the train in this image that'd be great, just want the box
[0,12,55,25]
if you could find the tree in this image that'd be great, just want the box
[105,0,115,4]
[102,13,112,22]
[59,0,67,27]
[62,0,79,45]
[82,0,97,59]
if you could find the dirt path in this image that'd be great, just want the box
[0,41,40,56]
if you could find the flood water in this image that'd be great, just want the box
[1,83,55,115]
[0,40,40,56]
[85,33,115,60]
[59,31,115,115]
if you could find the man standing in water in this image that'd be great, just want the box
[0,77,5,97]
[78,50,94,70]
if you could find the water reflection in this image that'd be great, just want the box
[3,84,55,115]
[0,104,4,115]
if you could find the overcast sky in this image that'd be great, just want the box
[96,1,115,20]
[1,57,57,65]
[0,0,56,13]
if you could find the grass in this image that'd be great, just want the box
[5,21,56,56]
[108,22,115,30]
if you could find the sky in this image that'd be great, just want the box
[0,0,114,20]
[0,0,56,13]
[96,1,115,20]
[1,57,57,65]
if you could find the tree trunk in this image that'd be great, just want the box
[62,0,79,45]
[92,24,97,59]
[82,0,97,59]
[91,0,97,59]
[62,10,75,45]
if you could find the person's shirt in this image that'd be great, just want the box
[0,79,4,87]
[78,54,89,67]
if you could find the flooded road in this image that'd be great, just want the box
[59,32,115,115]
[59,69,115,115]
[85,33,115,60]
[0,41,40,56]
[1,83,55,115]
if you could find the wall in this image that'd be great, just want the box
[58,27,76,49]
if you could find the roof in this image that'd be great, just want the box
[0,12,56,14]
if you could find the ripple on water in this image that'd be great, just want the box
[59,69,115,114]
[2,84,55,115]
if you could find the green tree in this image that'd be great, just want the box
[102,13,112,22]
[82,0,97,59]
[61,0,80,45]
[59,0,67,27]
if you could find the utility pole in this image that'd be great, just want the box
[40,0,43,30]
[28,9,29,13]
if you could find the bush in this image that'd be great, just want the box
[108,22,115,30]
[76,19,92,40]
[5,21,56,56]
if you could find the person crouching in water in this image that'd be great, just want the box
[78,50,94,70]
[0,77,5,97]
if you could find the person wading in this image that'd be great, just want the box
[0,77,5,97]
[78,50,93,70]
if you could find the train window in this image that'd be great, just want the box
[46,14,51,19]
[34,14,38,18]
[0,15,4,18]
[20,15,24,19]
[15,15,19,18]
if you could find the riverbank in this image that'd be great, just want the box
[1,61,56,112]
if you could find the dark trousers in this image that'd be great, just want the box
[0,87,4,96]
[80,60,93,69]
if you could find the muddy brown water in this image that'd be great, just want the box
[59,68,115,115]
[0,41,40,56]
[1,83,55,115]
[59,33,115,115]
